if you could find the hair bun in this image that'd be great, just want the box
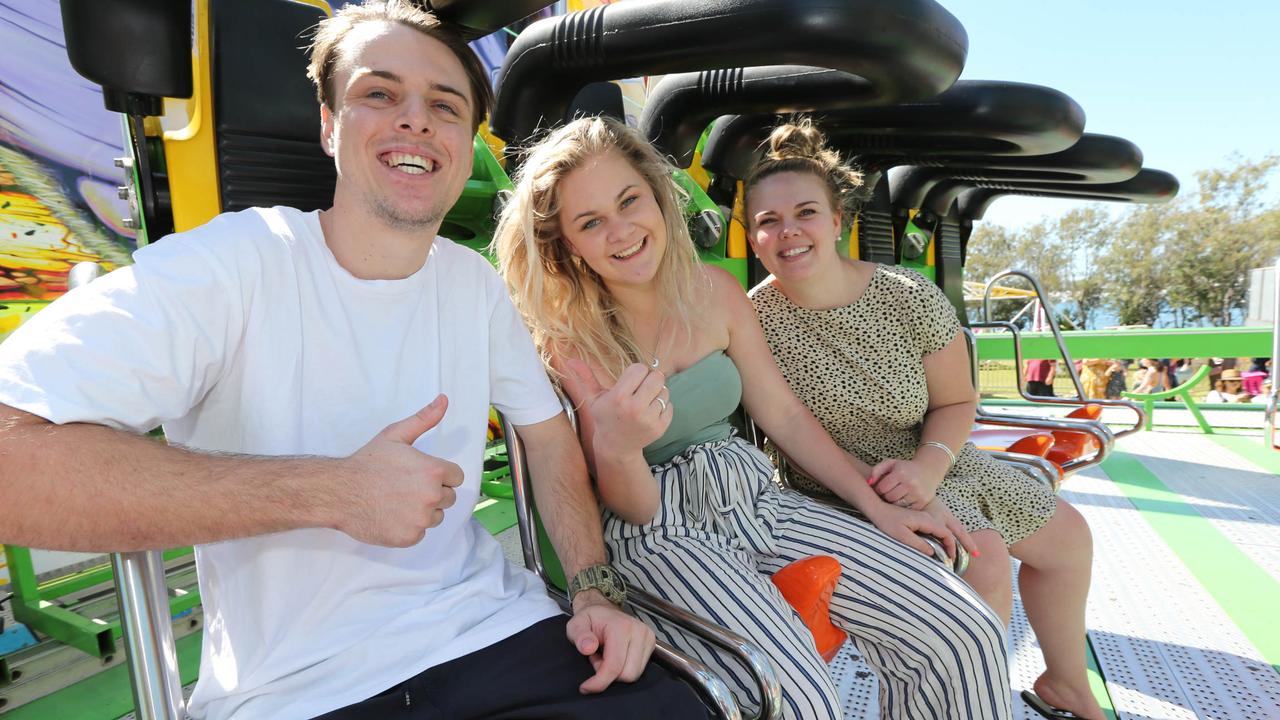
[745,115,866,221]
[766,119,828,162]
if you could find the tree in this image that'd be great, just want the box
[962,153,1279,329]
[964,221,1064,324]
[1053,207,1111,329]
[1164,155,1280,326]
[1098,205,1168,326]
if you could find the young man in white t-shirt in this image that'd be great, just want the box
[0,2,707,718]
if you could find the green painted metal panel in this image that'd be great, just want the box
[974,326,1271,360]
[473,497,518,536]
[899,215,935,282]
[1085,636,1118,720]
[0,630,202,720]
[13,602,113,658]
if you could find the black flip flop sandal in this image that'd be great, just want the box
[1021,690,1085,719]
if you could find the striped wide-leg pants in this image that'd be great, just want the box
[604,436,1012,720]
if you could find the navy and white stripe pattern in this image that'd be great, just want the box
[604,436,1012,720]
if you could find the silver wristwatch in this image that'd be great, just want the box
[568,563,627,606]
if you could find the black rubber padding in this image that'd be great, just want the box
[212,0,334,213]
[491,0,967,147]
[61,0,193,109]
[427,0,557,41]
[701,81,1085,181]
[889,134,1144,212]
[955,169,1181,220]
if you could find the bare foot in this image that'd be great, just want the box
[1032,673,1105,720]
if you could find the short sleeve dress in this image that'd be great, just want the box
[751,264,1056,546]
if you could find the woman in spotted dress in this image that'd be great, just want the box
[745,120,1103,720]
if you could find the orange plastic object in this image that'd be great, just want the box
[1046,404,1103,465]
[771,556,845,662]
[971,428,1055,457]
[1067,404,1103,421]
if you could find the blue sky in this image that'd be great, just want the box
[938,0,1280,229]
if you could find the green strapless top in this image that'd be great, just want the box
[643,350,742,465]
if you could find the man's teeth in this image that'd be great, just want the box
[385,152,435,174]
[613,239,645,259]
[781,246,811,258]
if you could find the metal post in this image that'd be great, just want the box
[1266,257,1280,448]
[111,552,185,720]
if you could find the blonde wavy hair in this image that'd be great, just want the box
[494,116,706,380]
[744,117,864,223]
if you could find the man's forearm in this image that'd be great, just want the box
[0,408,334,551]
[518,414,607,580]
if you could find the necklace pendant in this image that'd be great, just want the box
[650,357,660,369]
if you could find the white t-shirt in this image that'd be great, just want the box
[0,207,564,719]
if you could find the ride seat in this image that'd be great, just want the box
[209,0,333,216]
[970,428,1055,457]
[1044,404,1103,466]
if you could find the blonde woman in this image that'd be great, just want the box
[744,120,1103,720]
[494,116,1011,720]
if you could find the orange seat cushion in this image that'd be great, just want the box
[1066,404,1103,421]
[1046,431,1100,465]
[771,556,845,662]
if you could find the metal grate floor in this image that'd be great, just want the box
[829,642,878,719]
[1123,431,1280,586]
[1051,442,1280,719]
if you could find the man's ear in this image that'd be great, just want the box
[320,104,336,158]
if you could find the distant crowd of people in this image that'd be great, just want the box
[1024,357,1271,403]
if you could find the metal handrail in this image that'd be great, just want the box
[973,413,1113,473]
[111,552,185,720]
[504,396,782,720]
[987,451,1060,491]
[981,270,1148,435]
[962,326,1115,473]
[969,312,1145,437]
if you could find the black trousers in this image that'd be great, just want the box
[1027,380,1055,397]
[313,616,710,719]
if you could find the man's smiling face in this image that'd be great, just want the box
[320,20,475,233]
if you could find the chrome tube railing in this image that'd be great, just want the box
[988,451,1060,491]
[962,326,1114,474]
[968,319,1144,439]
[110,552,185,720]
[979,270,1145,438]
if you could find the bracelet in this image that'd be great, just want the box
[919,441,956,470]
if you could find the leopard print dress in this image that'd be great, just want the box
[751,264,1056,546]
